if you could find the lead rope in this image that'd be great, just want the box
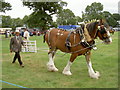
[56,44,93,57]
[57,41,101,57]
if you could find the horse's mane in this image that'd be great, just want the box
[79,21,98,33]
[86,22,98,33]
[77,21,99,39]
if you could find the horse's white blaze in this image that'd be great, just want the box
[107,31,112,43]
[47,53,58,72]
[87,61,100,79]
[62,61,72,75]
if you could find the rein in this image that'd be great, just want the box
[68,45,93,54]
[61,40,105,55]
[57,45,93,57]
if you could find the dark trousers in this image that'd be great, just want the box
[12,52,23,65]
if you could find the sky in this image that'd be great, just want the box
[0,0,120,21]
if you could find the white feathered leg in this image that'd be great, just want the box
[85,52,100,79]
[62,61,72,75]
[47,53,58,72]
[87,61,100,79]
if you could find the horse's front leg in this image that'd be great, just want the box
[85,51,100,79]
[62,54,78,75]
[47,50,58,72]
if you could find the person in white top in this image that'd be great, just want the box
[23,28,30,40]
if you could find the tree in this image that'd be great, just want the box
[23,1,67,30]
[56,9,77,25]
[75,16,83,24]
[82,2,103,20]
[11,18,24,30]
[2,15,24,30]
[50,21,57,28]
[22,15,29,27]
[112,13,120,21]
[82,2,118,27]
[2,15,12,28]
[0,1,12,13]
[102,11,117,27]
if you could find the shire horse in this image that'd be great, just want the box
[44,20,112,79]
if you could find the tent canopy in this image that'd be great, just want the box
[58,25,80,30]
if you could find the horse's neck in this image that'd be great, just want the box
[88,29,98,40]
[86,22,99,40]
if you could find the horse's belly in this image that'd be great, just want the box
[56,42,90,55]
[56,42,67,52]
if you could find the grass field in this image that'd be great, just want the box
[1,32,118,88]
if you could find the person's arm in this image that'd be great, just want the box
[21,37,24,46]
[10,38,13,52]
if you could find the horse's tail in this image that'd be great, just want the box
[43,32,46,43]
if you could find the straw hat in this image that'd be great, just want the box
[15,29,20,34]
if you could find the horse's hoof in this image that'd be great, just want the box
[89,71,100,79]
[47,64,58,72]
[53,67,58,72]
[62,70,72,76]
[48,67,58,72]
[96,71,100,77]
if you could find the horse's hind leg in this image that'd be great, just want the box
[62,54,78,75]
[85,51,100,79]
[47,49,58,72]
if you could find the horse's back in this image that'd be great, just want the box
[45,29,69,51]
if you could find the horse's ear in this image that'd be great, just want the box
[99,19,109,28]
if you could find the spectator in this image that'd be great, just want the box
[23,28,30,41]
[5,30,8,38]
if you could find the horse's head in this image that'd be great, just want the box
[97,20,112,44]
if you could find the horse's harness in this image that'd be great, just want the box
[65,24,110,52]
[65,26,86,50]
[97,26,110,40]
[65,25,94,51]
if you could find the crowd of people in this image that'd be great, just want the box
[5,30,12,38]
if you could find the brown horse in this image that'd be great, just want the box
[44,20,112,79]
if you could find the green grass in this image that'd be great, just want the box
[1,32,118,88]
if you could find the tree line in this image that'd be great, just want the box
[1,1,120,31]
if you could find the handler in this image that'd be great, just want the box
[10,30,24,67]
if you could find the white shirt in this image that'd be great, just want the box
[23,31,30,40]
